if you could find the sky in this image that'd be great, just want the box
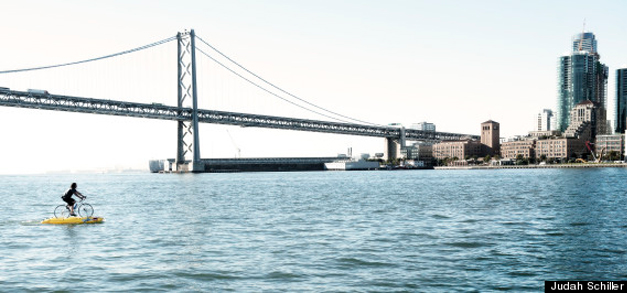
[0,0,626,174]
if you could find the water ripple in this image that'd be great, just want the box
[2,169,627,291]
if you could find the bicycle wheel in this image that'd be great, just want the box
[77,203,94,217]
[54,205,70,218]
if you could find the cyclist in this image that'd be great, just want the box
[62,183,86,216]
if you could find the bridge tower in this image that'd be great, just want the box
[176,29,203,172]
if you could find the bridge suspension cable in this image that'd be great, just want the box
[0,30,382,126]
[196,47,358,124]
[0,35,177,74]
[195,35,381,126]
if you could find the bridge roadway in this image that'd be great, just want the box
[0,89,479,142]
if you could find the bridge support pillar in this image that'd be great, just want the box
[384,138,399,162]
[385,138,407,162]
[384,127,406,162]
[176,29,203,172]
[400,126,406,150]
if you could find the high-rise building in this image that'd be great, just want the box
[537,109,554,131]
[572,32,598,53]
[615,68,627,134]
[556,32,609,132]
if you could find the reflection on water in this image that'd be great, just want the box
[62,225,79,262]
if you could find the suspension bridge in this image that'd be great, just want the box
[0,29,478,172]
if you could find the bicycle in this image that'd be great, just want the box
[54,197,94,218]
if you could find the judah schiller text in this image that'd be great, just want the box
[546,281,626,292]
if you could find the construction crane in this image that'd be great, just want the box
[578,19,586,51]
[585,141,604,163]
[576,19,595,54]
[225,129,241,158]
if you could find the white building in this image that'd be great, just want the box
[410,122,436,132]
[537,109,555,131]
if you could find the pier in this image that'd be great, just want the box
[153,157,347,173]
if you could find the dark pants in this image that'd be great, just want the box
[62,197,75,206]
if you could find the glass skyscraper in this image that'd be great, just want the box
[571,32,597,53]
[556,32,608,132]
[616,68,627,134]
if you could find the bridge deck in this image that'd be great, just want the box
[0,89,479,141]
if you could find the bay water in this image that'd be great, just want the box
[2,168,627,292]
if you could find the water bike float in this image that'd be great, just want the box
[41,216,104,225]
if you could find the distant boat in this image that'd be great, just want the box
[324,160,380,171]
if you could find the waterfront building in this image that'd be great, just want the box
[431,120,499,163]
[563,100,603,141]
[535,138,586,161]
[595,134,625,160]
[410,122,436,132]
[481,120,500,156]
[501,140,536,160]
[556,32,608,132]
[402,142,433,164]
[537,109,555,131]
[616,68,627,134]
[432,140,483,160]
[531,100,603,162]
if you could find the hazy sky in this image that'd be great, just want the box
[0,0,626,174]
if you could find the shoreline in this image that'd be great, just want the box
[434,163,627,170]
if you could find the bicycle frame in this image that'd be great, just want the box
[55,197,94,218]
[69,198,85,210]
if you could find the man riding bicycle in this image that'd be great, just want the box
[62,183,85,217]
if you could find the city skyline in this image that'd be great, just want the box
[0,1,626,174]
